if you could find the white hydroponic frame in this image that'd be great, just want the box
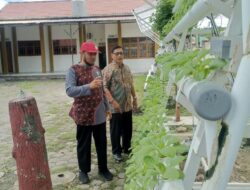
[140,0,250,190]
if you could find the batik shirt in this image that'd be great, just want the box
[103,62,135,113]
[65,63,109,126]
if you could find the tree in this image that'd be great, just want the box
[151,0,175,38]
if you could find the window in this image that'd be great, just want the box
[18,41,41,56]
[53,39,77,55]
[139,37,155,58]
[107,38,118,63]
[108,37,155,60]
[123,38,138,59]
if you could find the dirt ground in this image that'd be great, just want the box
[231,146,250,182]
[0,80,128,190]
[0,79,249,190]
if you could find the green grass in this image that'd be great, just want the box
[167,105,192,116]
[46,125,61,134]
[47,140,66,152]
[51,165,77,175]
[16,81,43,90]
[58,132,75,141]
[132,74,192,117]
[133,74,146,106]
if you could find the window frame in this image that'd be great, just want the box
[108,37,155,61]
[53,39,77,55]
[18,41,41,56]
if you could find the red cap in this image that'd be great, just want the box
[80,41,99,53]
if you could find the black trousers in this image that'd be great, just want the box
[110,111,132,155]
[76,122,108,173]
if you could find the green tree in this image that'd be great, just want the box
[151,0,175,38]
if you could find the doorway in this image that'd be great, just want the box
[6,42,13,73]
[98,46,107,70]
[0,41,13,73]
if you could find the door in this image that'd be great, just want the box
[98,46,107,70]
[6,42,13,73]
[0,41,13,73]
[107,38,118,64]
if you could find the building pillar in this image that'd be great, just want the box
[47,25,54,72]
[78,23,86,46]
[0,27,8,74]
[12,27,19,73]
[117,21,122,46]
[39,24,46,73]
[154,42,159,56]
[79,23,86,62]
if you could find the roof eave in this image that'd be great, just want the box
[0,14,136,26]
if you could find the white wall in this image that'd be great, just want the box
[85,24,105,66]
[13,24,82,73]
[122,23,154,73]
[105,24,117,39]
[52,24,80,72]
[122,23,145,38]
[17,26,42,73]
[86,24,105,45]
[124,58,154,74]
[1,22,154,74]
[104,22,154,73]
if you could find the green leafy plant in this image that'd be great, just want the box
[150,0,197,37]
[150,0,175,37]
[125,1,229,188]
[125,49,228,189]
[163,0,197,36]
[156,49,228,81]
[125,75,187,190]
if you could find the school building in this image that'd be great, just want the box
[0,0,156,75]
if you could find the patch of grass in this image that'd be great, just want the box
[133,74,146,106]
[51,165,77,174]
[46,101,71,119]
[0,143,10,152]
[17,81,38,90]
[48,105,62,115]
[167,105,192,116]
[58,132,75,141]
[30,90,40,94]
[46,125,60,134]
[47,140,66,152]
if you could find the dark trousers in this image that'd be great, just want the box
[110,111,132,155]
[76,122,108,173]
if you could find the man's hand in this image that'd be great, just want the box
[112,100,122,113]
[133,97,138,110]
[106,111,112,120]
[90,78,102,89]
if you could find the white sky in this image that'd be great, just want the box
[197,15,229,28]
[0,0,7,9]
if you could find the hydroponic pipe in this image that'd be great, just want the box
[201,0,250,189]
[164,0,233,43]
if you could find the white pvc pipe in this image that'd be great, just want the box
[178,78,198,99]
[164,0,233,43]
[202,55,250,190]
[201,1,250,188]
[164,0,211,43]
[242,0,250,54]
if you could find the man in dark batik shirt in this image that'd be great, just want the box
[103,45,138,162]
